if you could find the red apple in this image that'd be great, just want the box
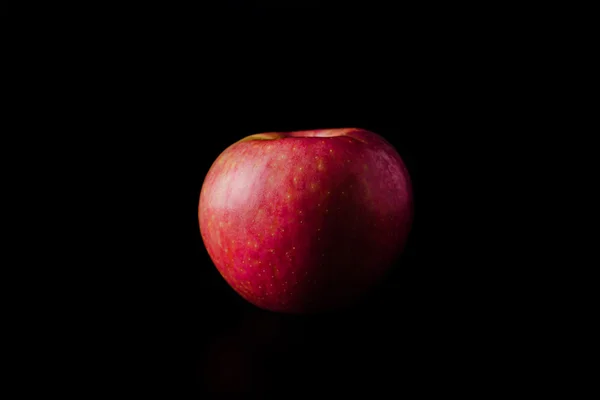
[199,128,413,313]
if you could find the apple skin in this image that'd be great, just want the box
[199,128,413,313]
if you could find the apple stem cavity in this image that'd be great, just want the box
[235,133,285,144]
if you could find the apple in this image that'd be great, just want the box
[199,128,413,313]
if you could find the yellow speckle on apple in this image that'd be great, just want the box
[317,158,325,171]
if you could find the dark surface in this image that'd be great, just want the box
[30,4,546,396]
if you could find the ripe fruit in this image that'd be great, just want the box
[199,128,413,313]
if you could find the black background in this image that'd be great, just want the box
[24,3,555,397]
